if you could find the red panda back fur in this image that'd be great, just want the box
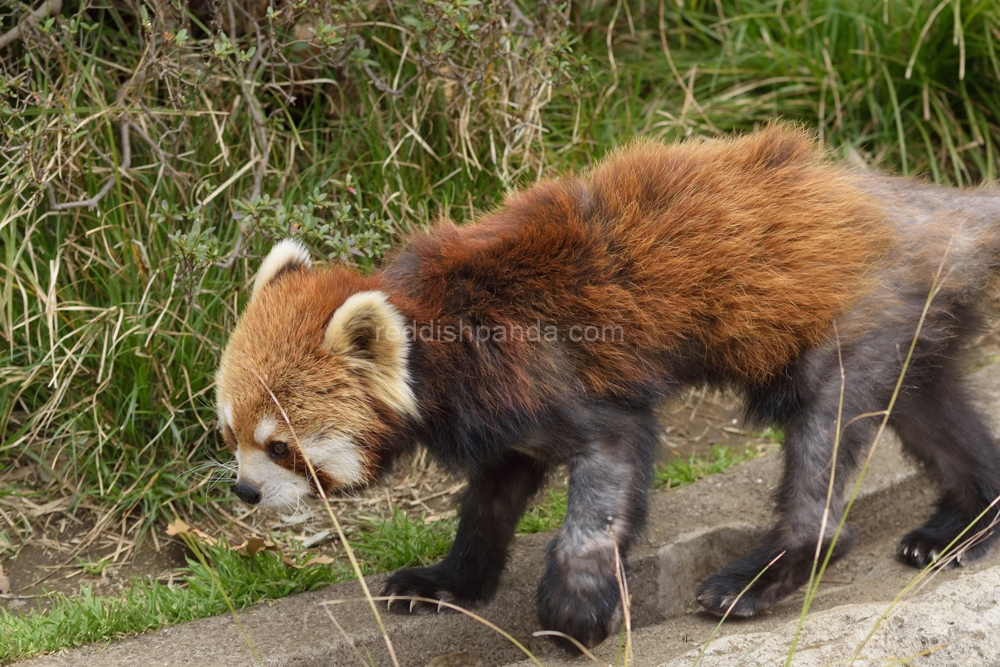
[587,130,890,379]
[383,126,891,408]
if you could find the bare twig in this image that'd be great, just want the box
[216,0,271,269]
[0,0,63,50]
[124,119,181,175]
[658,0,719,134]
[215,230,247,270]
[47,120,131,211]
[361,59,418,96]
[505,0,535,31]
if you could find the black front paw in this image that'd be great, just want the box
[380,565,460,614]
[696,546,790,618]
[537,537,623,652]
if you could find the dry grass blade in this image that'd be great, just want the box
[847,496,1000,664]
[324,596,546,667]
[611,527,633,666]
[249,367,401,667]
[783,322,847,664]
[691,551,786,667]
[321,604,371,667]
[173,527,263,666]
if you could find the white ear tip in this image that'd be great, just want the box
[252,238,312,297]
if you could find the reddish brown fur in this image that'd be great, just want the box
[380,126,892,428]
[217,268,400,486]
[588,131,892,379]
[222,126,894,482]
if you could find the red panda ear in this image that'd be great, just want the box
[323,291,418,417]
[323,291,405,365]
[252,239,312,298]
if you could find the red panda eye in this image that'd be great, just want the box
[268,441,289,459]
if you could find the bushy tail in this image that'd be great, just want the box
[863,175,1000,297]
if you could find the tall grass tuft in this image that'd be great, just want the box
[571,0,1000,182]
[0,0,580,535]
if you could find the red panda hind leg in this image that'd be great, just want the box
[698,285,1000,617]
[890,363,1000,568]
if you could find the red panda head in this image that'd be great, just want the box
[215,239,418,509]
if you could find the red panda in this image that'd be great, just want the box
[215,125,1000,649]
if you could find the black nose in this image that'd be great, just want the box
[234,480,261,505]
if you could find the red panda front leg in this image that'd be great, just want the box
[380,452,547,612]
[537,412,657,650]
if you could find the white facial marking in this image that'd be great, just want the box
[324,290,419,421]
[219,402,234,430]
[235,417,363,506]
[301,433,364,486]
[254,415,279,446]
[237,447,310,510]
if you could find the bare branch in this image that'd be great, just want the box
[0,0,63,50]
[48,121,131,211]
[215,230,246,269]
[505,0,534,31]
[361,59,418,96]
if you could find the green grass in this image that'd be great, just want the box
[0,508,457,663]
[516,445,768,535]
[654,445,763,489]
[351,508,456,573]
[0,539,349,662]
[517,489,571,535]
[572,0,1000,183]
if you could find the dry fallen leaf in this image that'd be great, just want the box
[165,519,219,547]
[165,518,191,537]
[283,553,336,569]
[0,564,10,595]
[306,554,336,565]
[233,536,277,557]
[423,510,457,525]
